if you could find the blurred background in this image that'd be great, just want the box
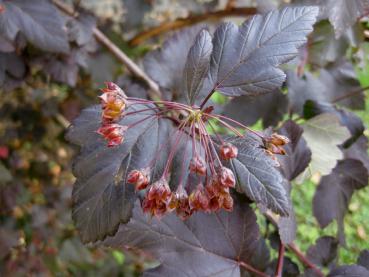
[1,0,369,276]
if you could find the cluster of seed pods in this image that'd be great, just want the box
[97,82,289,219]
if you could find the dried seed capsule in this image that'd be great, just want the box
[219,167,235,188]
[97,124,128,147]
[142,178,172,218]
[219,143,238,160]
[127,168,150,190]
[189,156,207,175]
[189,184,209,211]
[173,186,192,220]
[222,194,234,212]
[268,133,290,146]
[100,82,127,122]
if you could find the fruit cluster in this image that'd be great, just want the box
[96,83,288,219]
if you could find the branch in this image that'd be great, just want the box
[52,0,162,100]
[129,7,257,46]
[238,261,270,277]
[331,85,369,104]
[275,243,285,277]
[264,211,324,277]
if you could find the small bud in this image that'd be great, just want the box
[265,133,289,146]
[189,156,207,175]
[127,168,150,190]
[100,82,127,122]
[222,194,233,212]
[219,167,235,188]
[219,143,238,160]
[189,184,209,211]
[173,186,192,220]
[263,133,289,156]
[142,178,172,218]
[97,124,128,147]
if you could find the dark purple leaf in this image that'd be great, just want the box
[103,200,260,277]
[287,60,364,115]
[265,257,300,277]
[313,159,368,243]
[0,227,19,260]
[344,135,369,173]
[203,6,318,97]
[306,236,338,268]
[328,265,369,277]
[0,52,26,87]
[0,35,14,52]
[184,29,213,105]
[66,104,172,243]
[117,75,149,99]
[326,0,369,38]
[226,136,290,216]
[143,25,205,100]
[223,89,288,128]
[358,250,369,271]
[277,120,312,181]
[0,0,69,53]
[308,20,351,67]
[66,11,96,46]
[278,202,297,244]
[121,0,153,30]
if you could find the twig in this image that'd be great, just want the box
[288,242,324,277]
[129,7,257,46]
[52,0,162,100]
[331,85,369,103]
[275,243,285,277]
[226,0,237,10]
[239,261,270,277]
[264,211,324,277]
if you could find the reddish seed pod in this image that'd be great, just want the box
[219,167,235,188]
[97,124,128,147]
[222,194,234,212]
[189,184,209,211]
[189,156,207,175]
[142,178,172,218]
[173,186,192,220]
[99,82,128,122]
[268,133,290,146]
[219,143,238,160]
[127,169,150,190]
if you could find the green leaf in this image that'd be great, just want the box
[297,113,350,182]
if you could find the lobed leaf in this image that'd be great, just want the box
[223,89,288,128]
[143,25,205,100]
[287,60,364,115]
[328,265,369,277]
[277,120,312,181]
[202,6,318,97]
[297,113,350,181]
[313,159,368,243]
[225,136,290,216]
[184,29,213,105]
[358,250,369,271]
[306,236,338,268]
[66,104,172,243]
[0,0,69,53]
[103,199,260,277]
[327,0,369,38]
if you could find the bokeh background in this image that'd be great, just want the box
[1,0,369,276]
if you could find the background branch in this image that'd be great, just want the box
[52,0,162,100]
[129,7,257,46]
[264,211,325,277]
